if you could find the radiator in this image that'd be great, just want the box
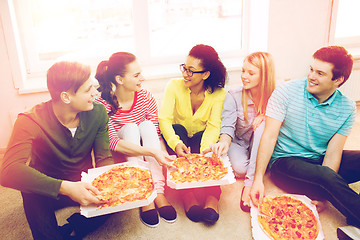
[340,64,360,102]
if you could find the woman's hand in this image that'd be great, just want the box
[175,143,190,157]
[241,185,252,208]
[250,178,265,207]
[151,149,175,168]
[202,134,231,157]
[252,114,265,130]
[205,142,229,157]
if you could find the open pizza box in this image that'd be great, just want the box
[250,194,325,240]
[166,153,236,190]
[80,161,157,218]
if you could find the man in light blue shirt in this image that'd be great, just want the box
[250,46,360,231]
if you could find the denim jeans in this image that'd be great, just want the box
[21,192,110,240]
[164,124,204,155]
[163,124,221,201]
[270,150,360,227]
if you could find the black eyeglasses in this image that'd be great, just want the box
[180,64,207,77]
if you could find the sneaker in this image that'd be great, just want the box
[337,226,360,240]
[157,205,177,223]
[140,208,159,228]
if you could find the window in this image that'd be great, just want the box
[2,0,248,93]
[148,0,244,58]
[330,0,360,49]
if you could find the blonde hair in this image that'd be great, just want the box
[242,52,276,122]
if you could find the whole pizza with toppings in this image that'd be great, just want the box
[169,153,228,183]
[257,195,319,240]
[92,165,154,209]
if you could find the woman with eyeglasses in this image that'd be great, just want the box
[206,52,276,212]
[159,44,227,224]
[94,52,177,228]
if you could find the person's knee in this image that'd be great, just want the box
[172,124,189,143]
[172,124,187,135]
[139,121,157,137]
[121,123,139,133]
[316,166,343,188]
[227,145,248,177]
[232,165,247,178]
[229,158,248,178]
[139,121,161,148]
[118,123,140,140]
[139,120,156,131]
[272,158,337,183]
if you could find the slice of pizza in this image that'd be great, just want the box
[258,214,301,240]
[258,215,283,240]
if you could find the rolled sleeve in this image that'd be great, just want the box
[220,92,238,139]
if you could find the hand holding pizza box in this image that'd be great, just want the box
[166,153,236,189]
[80,161,156,218]
[250,194,324,240]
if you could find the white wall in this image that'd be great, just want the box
[267,0,332,81]
[267,0,360,101]
[0,0,347,150]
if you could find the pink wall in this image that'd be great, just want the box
[0,17,50,151]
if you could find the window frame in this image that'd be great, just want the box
[329,0,360,49]
[2,0,250,94]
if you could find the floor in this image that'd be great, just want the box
[0,105,359,240]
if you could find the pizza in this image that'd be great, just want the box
[92,165,154,209]
[169,153,228,183]
[257,195,319,240]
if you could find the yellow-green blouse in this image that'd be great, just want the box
[159,78,226,152]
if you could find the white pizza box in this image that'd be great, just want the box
[166,153,236,190]
[250,194,325,240]
[80,161,157,218]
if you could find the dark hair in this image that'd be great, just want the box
[313,46,353,86]
[95,52,136,114]
[188,44,227,93]
[47,61,91,102]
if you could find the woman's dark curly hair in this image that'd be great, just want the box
[95,52,136,114]
[188,44,227,93]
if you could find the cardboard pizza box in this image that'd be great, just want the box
[166,153,236,190]
[250,194,325,240]
[80,161,157,218]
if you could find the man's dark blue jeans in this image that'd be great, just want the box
[21,192,110,240]
[270,150,360,228]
